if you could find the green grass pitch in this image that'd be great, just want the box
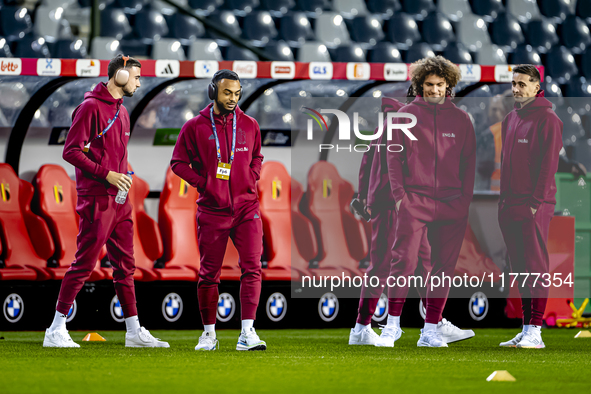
[1,328,590,393]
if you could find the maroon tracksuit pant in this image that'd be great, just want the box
[498,202,554,326]
[57,195,137,317]
[357,208,431,325]
[388,192,468,325]
[197,202,263,325]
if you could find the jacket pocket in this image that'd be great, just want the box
[76,196,96,223]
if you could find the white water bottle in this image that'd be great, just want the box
[115,171,134,204]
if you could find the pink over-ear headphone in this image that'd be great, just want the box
[115,55,130,86]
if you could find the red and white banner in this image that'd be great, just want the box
[2,58,544,82]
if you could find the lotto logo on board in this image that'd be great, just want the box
[0,59,22,75]
[233,61,257,78]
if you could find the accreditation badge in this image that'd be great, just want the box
[216,162,231,180]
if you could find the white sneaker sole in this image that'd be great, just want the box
[417,340,448,348]
[517,343,545,349]
[499,343,519,348]
[42,340,79,348]
[236,342,267,351]
[441,329,475,344]
[125,341,170,348]
[374,340,394,348]
[348,337,378,345]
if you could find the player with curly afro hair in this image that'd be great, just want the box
[407,56,462,100]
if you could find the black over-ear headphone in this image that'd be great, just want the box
[208,70,242,101]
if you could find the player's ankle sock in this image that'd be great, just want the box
[204,324,215,335]
[354,323,370,333]
[523,324,531,333]
[125,316,140,335]
[241,319,254,331]
[423,323,437,332]
[529,325,541,334]
[49,310,67,332]
[387,315,400,328]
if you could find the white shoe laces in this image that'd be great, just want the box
[378,324,403,338]
[138,327,161,343]
[243,328,261,342]
[421,330,443,343]
[55,330,74,343]
[360,327,380,339]
[521,330,540,344]
[439,319,460,332]
[199,333,217,345]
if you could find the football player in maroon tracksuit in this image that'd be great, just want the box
[498,65,563,349]
[384,57,476,347]
[44,55,169,348]
[171,70,266,351]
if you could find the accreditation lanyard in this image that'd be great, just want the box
[83,107,121,153]
[210,106,236,180]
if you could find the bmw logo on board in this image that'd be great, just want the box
[162,293,183,322]
[469,291,489,321]
[266,292,287,322]
[3,293,24,323]
[318,293,339,322]
[216,293,236,323]
[66,300,77,323]
[110,295,125,323]
[372,293,388,322]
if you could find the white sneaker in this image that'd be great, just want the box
[375,325,403,347]
[437,318,475,344]
[236,327,267,351]
[516,329,545,349]
[417,329,448,347]
[43,328,80,348]
[125,327,170,348]
[349,326,380,345]
[499,332,524,347]
[195,331,218,351]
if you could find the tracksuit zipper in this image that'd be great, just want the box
[117,102,125,174]
[507,118,520,198]
[222,115,235,216]
[434,105,438,215]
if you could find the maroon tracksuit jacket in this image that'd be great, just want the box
[387,96,476,324]
[171,103,264,324]
[498,90,563,326]
[58,82,137,317]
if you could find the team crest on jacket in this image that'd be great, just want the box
[237,129,246,145]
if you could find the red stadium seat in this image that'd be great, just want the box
[127,165,162,281]
[304,161,369,276]
[0,163,51,281]
[156,167,200,281]
[32,164,106,281]
[258,161,312,281]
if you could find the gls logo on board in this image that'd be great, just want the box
[302,107,417,153]
[309,62,333,80]
[0,58,22,75]
[76,59,100,77]
[156,60,180,78]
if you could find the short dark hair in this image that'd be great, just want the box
[212,69,240,86]
[512,64,541,83]
[107,54,142,80]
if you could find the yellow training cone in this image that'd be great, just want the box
[575,330,591,338]
[486,371,516,382]
[82,333,106,342]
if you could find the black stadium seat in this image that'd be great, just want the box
[402,0,436,20]
[115,0,147,14]
[564,77,591,98]
[14,33,50,58]
[405,42,435,63]
[225,44,259,60]
[242,11,278,47]
[348,15,384,48]
[333,44,366,62]
[227,0,259,16]
[208,11,242,44]
[525,18,559,53]
[421,11,455,51]
[577,0,591,21]
[546,45,579,84]
[509,43,542,65]
[133,7,169,44]
[188,0,223,16]
[0,5,33,41]
[0,36,12,57]
[170,13,206,46]
[53,38,87,59]
[368,41,402,63]
[265,40,294,60]
[279,12,315,47]
[443,41,473,63]
[544,81,564,97]
[260,0,295,17]
[582,51,591,79]
[470,0,505,21]
[538,0,573,22]
[366,0,401,17]
[387,12,422,50]
[100,8,132,41]
[297,0,326,16]
[560,15,591,54]
[489,12,525,51]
